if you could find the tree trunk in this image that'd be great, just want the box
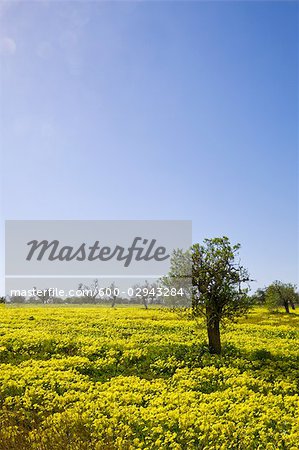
[284,300,290,314]
[290,300,295,310]
[143,298,148,309]
[207,316,221,354]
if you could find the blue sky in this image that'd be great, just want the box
[0,1,298,294]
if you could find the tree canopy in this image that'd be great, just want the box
[164,237,252,354]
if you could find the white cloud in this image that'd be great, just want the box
[0,36,16,55]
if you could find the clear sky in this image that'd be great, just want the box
[0,0,298,294]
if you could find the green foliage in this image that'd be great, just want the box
[265,281,298,313]
[191,237,252,321]
[9,295,26,304]
[161,248,192,307]
[132,280,159,309]
[164,237,252,353]
[251,288,266,305]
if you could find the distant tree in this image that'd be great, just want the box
[33,287,52,304]
[65,296,83,304]
[133,280,159,309]
[10,295,26,304]
[52,297,65,304]
[251,288,266,305]
[265,281,298,313]
[33,286,53,304]
[0,296,6,304]
[161,248,192,307]
[108,282,118,307]
[78,279,99,303]
[29,295,42,304]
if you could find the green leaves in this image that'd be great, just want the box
[191,236,251,322]
[163,237,252,353]
[264,281,298,313]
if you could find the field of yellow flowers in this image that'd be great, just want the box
[0,305,298,450]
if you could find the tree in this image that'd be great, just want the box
[108,282,118,307]
[265,281,298,313]
[165,237,251,354]
[192,237,251,354]
[161,249,193,307]
[33,287,52,304]
[78,279,99,303]
[251,288,266,305]
[133,280,159,309]
[10,295,26,304]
